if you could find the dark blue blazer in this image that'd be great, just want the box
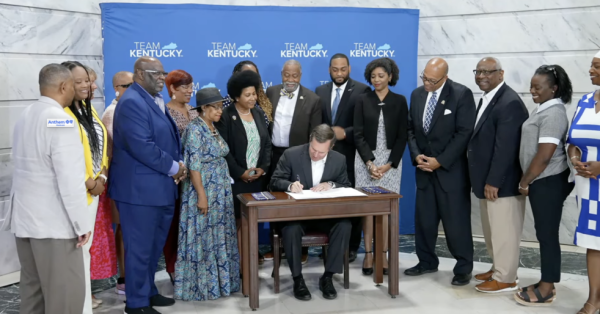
[108,83,182,206]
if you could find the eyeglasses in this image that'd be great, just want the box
[116,83,132,88]
[420,72,445,85]
[142,69,169,77]
[539,65,557,78]
[473,69,500,76]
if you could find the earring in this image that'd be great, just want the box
[202,112,205,117]
[115,91,119,97]
[173,95,177,100]
[552,91,555,93]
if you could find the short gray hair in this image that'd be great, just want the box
[480,57,503,70]
[309,124,336,147]
[282,59,302,72]
[39,63,72,89]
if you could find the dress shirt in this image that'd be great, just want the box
[423,81,446,125]
[272,86,299,147]
[7,97,90,238]
[331,81,348,109]
[475,81,505,126]
[311,155,327,187]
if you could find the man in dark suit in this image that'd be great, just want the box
[315,53,370,263]
[468,57,529,293]
[110,57,186,314]
[405,57,476,286]
[265,59,321,262]
[270,124,352,301]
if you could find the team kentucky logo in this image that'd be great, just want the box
[208,43,257,58]
[129,42,183,58]
[350,43,395,57]
[281,43,328,58]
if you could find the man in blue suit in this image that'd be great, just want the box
[109,56,187,314]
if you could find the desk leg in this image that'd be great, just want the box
[249,206,259,311]
[242,206,249,297]
[388,200,399,298]
[373,215,384,285]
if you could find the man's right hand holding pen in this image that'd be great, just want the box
[289,174,304,193]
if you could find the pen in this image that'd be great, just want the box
[295,174,302,193]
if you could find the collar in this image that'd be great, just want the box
[135,82,163,100]
[38,96,64,109]
[110,98,118,107]
[537,98,564,113]
[483,81,504,101]
[311,155,328,164]
[333,80,348,92]
[429,80,446,96]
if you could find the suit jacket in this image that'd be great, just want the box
[215,105,272,181]
[5,97,89,238]
[108,83,182,206]
[354,90,409,168]
[316,78,370,185]
[269,144,351,192]
[266,84,321,147]
[468,83,529,199]
[407,79,476,192]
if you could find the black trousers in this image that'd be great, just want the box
[415,174,473,275]
[529,169,574,283]
[281,219,352,277]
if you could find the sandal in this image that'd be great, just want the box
[519,282,556,294]
[362,251,373,275]
[578,302,600,314]
[514,287,556,307]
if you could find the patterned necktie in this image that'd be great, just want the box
[280,89,294,99]
[331,88,341,122]
[423,91,437,133]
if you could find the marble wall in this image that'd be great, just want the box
[0,1,598,259]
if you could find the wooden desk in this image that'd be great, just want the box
[238,189,401,311]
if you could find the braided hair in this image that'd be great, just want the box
[61,61,101,162]
[534,64,573,104]
[231,60,273,122]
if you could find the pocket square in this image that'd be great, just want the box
[444,109,452,115]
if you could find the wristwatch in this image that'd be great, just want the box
[328,181,335,188]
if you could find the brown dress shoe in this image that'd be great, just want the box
[476,279,517,293]
[263,251,274,260]
[475,270,494,282]
[301,253,309,265]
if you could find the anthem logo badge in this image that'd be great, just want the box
[281,43,328,58]
[208,43,257,58]
[47,118,74,128]
[130,42,183,58]
[350,43,395,57]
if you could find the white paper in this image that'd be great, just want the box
[286,187,367,200]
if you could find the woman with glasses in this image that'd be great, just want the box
[514,65,574,306]
[162,70,199,284]
[175,87,240,301]
[354,57,408,276]
[100,71,133,295]
[568,52,600,314]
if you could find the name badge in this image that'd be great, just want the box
[47,119,75,127]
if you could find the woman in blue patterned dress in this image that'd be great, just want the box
[174,87,240,301]
[567,51,600,314]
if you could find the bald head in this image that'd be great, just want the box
[113,71,134,100]
[475,57,504,92]
[133,57,165,96]
[422,57,449,92]
[39,63,75,107]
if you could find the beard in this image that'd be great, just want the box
[330,73,349,87]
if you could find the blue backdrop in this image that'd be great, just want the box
[100,3,420,238]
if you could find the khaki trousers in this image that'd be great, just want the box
[480,195,526,283]
[16,237,85,314]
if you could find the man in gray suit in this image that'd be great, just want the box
[270,124,352,301]
[7,63,91,314]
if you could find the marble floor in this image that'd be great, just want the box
[0,235,591,313]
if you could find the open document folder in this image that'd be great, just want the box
[286,187,367,200]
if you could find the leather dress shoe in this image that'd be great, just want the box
[404,264,438,276]
[319,276,337,300]
[293,278,312,301]
[348,251,357,263]
[451,273,472,286]
[150,294,175,307]
[124,306,161,314]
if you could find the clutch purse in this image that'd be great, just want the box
[360,186,391,194]
[251,192,276,201]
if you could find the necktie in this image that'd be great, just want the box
[423,91,437,133]
[280,89,294,99]
[331,88,341,122]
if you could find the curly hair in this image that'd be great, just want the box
[231,60,272,121]
[364,57,400,87]
[227,70,261,101]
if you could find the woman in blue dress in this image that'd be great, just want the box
[567,51,600,314]
[174,87,240,301]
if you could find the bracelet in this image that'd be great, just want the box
[570,156,580,160]
[98,174,108,181]
[518,184,529,191]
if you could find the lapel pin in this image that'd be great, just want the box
[348,89,352,92]
[233,115,237,120]
[300,96,304,100]
[378,102,385,106]
[441,100,446,105]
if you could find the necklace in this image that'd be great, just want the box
[236,106,251,116]
[198,117,225,149]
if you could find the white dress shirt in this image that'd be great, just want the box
[475,81,505,126]
[331,81,348,109]
[311,155,327,187]
[423,81,446,125]
[6,97,90,238]
[272,86,299,147]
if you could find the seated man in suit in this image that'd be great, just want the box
[270,124,352,301]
